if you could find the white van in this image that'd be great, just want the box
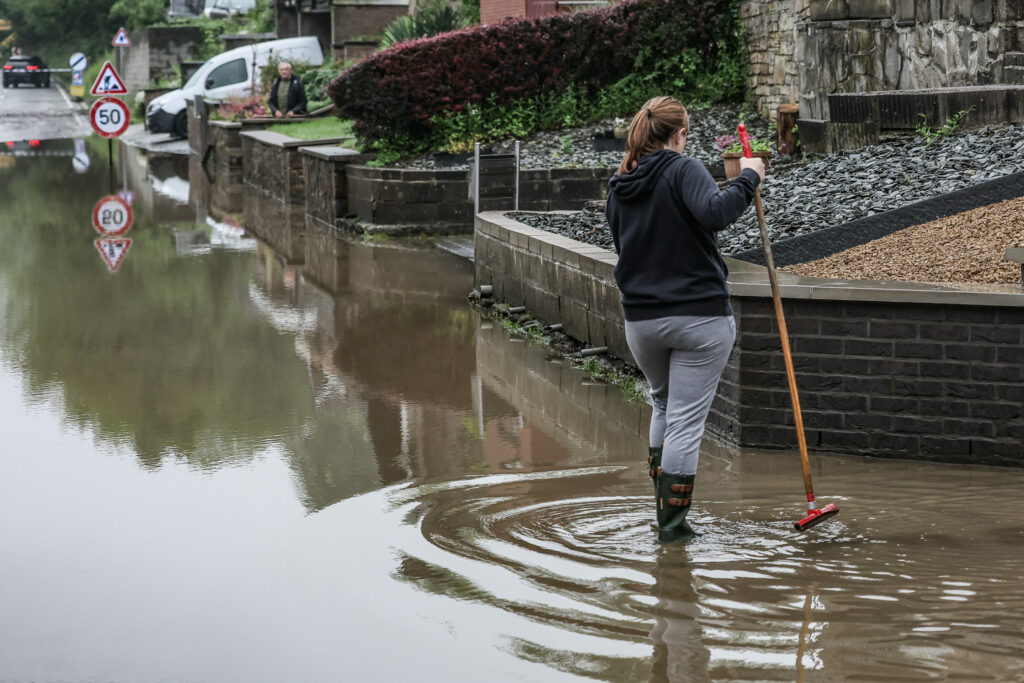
[146,36,324,137]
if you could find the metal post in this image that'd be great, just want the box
[108,138,114,195]
[473,142,481,216]
[514,140,520,211]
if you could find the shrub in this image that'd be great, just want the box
[329,0,739,145]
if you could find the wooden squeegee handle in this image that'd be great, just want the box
[738,124,817,506]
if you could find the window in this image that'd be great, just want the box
[206,58,247,89]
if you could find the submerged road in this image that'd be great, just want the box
[0,80,92,141]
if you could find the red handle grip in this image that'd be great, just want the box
[737,123,752,158]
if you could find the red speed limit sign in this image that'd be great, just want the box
[92,195,133,236]
[90,97,131,138]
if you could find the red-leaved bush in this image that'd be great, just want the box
[328,0,735,142]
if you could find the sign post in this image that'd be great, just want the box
[112,28,130,77]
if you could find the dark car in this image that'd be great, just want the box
[3,56,50,88]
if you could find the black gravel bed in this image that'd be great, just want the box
[393,103,773,171]
[509,124,1024,257]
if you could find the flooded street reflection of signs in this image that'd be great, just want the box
[0,137,1023,683]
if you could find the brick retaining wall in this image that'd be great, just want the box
[475,212,1024,466]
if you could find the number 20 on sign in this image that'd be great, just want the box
[92,195,133,236]
[90,97,131,138]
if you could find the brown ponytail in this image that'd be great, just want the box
[617,96,689,175]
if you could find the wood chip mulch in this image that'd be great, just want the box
[781,197,1024,285]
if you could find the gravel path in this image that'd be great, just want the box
[511,124,1024,264]
[782,196,1024,285]
[395,103,775,170]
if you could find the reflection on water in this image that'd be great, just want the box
[1,144,1023,682]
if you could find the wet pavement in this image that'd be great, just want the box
[0,139,1023,682]
[0,80,92,141]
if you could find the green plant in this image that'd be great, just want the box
[379,0,473,49]
[723,137,772,154]
[571,356,647,404]
[915,107,974,148]
[560,135,572,156]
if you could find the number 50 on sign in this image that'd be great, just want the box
[90,97,131,138]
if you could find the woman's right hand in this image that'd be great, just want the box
[739,156,766,181]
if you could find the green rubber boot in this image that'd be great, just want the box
[648,446,662,496]
[657,473,697,543]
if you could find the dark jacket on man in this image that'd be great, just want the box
[268,76,307,115]
[606,149,760,321]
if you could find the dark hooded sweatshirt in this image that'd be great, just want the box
[606,149,760,321]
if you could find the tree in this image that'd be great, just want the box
[110,0,165,32]
[0,0,121,57]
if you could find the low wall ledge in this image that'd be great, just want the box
[299,145,365,160]
[477,212,1024,309]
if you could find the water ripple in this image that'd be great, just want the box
[381,465,1024,681]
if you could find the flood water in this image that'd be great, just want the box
[2,141,1023,682]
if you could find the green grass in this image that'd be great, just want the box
[266,118,359,144]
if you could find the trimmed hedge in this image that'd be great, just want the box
[328,0,736,143]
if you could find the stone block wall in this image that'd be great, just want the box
[798,1,1024,118]
[739,0,1024,120]
[346,166,611,233]
[241,131,307,205]
[740,0,809,119]
[475,213,630,362]
[476,212,1024,466]
[123,26,202,92]
[209,121,244,214]
[301,146,373,232]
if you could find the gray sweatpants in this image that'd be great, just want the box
[625,315,736,476]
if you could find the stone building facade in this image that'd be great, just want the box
[739,0,1024,120]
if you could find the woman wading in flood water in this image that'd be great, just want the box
[606,96,765,542]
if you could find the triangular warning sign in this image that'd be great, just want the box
[90,61,128,96]
[95,238,132,272]
[112,27,131,47]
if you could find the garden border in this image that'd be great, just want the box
[732,170,1024,267]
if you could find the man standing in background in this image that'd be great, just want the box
[269,62,307,118]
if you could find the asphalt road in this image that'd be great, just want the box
[0,81,93,141]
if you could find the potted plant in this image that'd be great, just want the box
[715,134,771,179]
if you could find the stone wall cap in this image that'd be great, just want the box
[240,129,352,149]
[726,257,1024,307]
[298,144,364,159]
[239,129,295,147]
[210,120,242,129]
